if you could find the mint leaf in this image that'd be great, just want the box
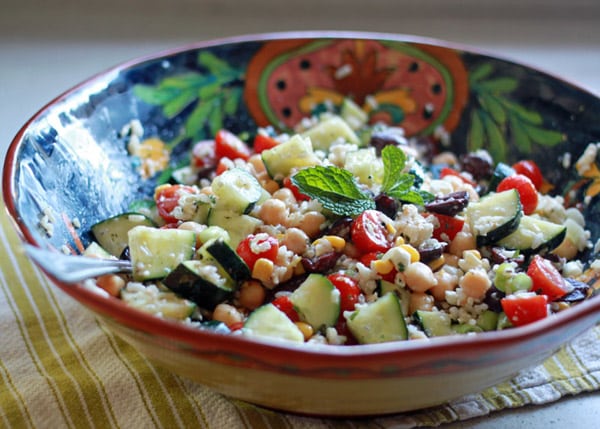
[291,166,375,216]
[381,145,407,191]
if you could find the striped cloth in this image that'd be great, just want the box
[1,197,599,428]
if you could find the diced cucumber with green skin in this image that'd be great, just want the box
[211,168,263,214]
[414,310,453,337]
[477,310,500,331]
[83,241,113,259]
[120,287,196,320]
[243,303,305,343]
[487,162,516,192]
[128,226,196,281]
[377,280,410,318]
[301,116,361,151]
[290,274,340,331]
[496,312,513,330]
[91,212,156,257]
[344,147,384,186]
[201,238,250,282]
[163,260,236,310]
[207,209,262,248]
[340,98,368,130]
[346,292,408,344]
[197,226,230,245]
[261,134,320,179]
[496,215,566,254]
[452,324,483,334]
[467,189,522,246]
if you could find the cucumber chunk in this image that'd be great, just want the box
[414,310,453,337]
[201,238,250,282]
[211,168,263,214]
[128,226,196,281]
[496,215,567,254]
[377,280,410,318]
[290,274,340,331]
[207,209,262,248]
[243,303,305,343]
[346,292,408,344]
[261,134,320,179]
[91,212,156,257]
[301,115,361,151]
[163,260,236,310]
[340,98,368,130]
[467,189,522,246]
[344,147,384,186]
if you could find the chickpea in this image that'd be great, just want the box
[282,227,309,254]
[409,292,435,314]
[212,303,243,327]
[248,154,266,173]
[459,269,491,300]
[449,231,476,256]
[299,211,326,238]
[404,262,438,293]
[258,198,289,226]
[552,237,579,260]
[238,280,266,310]
[177,221,207,247]
[429,266,459,301]
[272,188,297,207]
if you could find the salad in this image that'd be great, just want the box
[87,99,597,345]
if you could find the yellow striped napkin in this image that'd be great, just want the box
[1,197,599,428]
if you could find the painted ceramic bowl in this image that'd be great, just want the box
[4,32,600,416]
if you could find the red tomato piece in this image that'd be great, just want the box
[431,213,465,242]
[215,129,251,161]
[283,176,310,201]
[512,160,544,190]
[351,210,394,254]
[191,140,216,169]
[271,295,299,322]
[215,158,232,176]
[440,167,476,186]
[526,255,571,301]
[236,234,279,271]
[497,174,539,215]
[154,184,199,223]
[501,293,548,326]
[253,133,279,154]
[327,273,361,312]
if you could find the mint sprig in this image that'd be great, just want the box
[291,166,375,216]
[381,145,433,205]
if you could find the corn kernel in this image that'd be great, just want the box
[394,236,405,246]
[428,255,446,272]
[322,235,346,252]
[373,259,394,275]
[252,258,274,283]
[399,244,420,263]
[295,321,314,341]
[385,222,397,235]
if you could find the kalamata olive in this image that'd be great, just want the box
[324,217,354,241]
[489,247,525,266]
[369,130,406,156]
[119,246,131,261]
[301,251,341,273]
[270,274,309,297]
[424,191,469,216]
[375,194,399,218]
[483,286,505,313]
[461,151,494,181]
[418,239,447,263]
[559,278,591,303]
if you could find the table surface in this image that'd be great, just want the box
[2,1,600,427]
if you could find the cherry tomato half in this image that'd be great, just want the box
[501,293,548,327]
[154,184,199,224]
[215,129,251,161]
[526,255,571,301]
[440,167,476,186]
[236,233,279,271]
[191,140,216,169]
[253,133,279,154]
[497,173,539,215]
[327,273,362,312]
[430,213,465,242]
[351,210,394,254]
[271,295,299,322]
[283,176,310,201]
[512,160,543,190]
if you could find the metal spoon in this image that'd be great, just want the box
[23,244,132,284]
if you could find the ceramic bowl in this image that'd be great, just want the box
[4,31,600,416]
